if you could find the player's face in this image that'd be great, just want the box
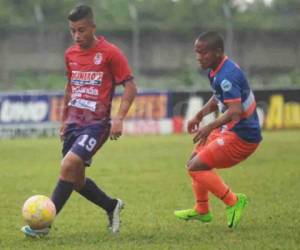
[69,19,96,49]
[194,39,222,70]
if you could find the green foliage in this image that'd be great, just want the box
[0,131,300,249]
[0,0,299,32]
[9,71,66,91]
[233,0,300,31]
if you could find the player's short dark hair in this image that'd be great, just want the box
[68,5,94,23]
[197,31,224,52]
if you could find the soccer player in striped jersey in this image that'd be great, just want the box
[174,31,262,228]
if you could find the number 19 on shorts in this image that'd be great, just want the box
[77,134,97,152]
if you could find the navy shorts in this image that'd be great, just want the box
[62,122,110,166]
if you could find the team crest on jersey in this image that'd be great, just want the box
[220,79,232,92]
[69,61,78,66]
[217,138,225,146]
[94,53,102,65]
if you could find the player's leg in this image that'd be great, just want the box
[187,157,242,228]
[72,156,118,214]
[174,177,212,222]
[188,159,238,206]
[71,124,124,233]
[76,178,119,215]
[191,174,209,214]
[57,124,116,213]
[174,151,212,223]
[21,151,83,237]
[21,124,120,237]
[74,168,124,234]
[51,151,85,214]
[187,132,258,228]
[174,130,223,222]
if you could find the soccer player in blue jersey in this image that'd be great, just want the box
[174,31,262,228]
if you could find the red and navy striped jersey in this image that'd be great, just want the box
[208,56,262,143]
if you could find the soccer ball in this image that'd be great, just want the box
[22,195,56,229]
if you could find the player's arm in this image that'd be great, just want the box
[188,95,218,134]
[110,80,137,140]
[193,101,242,144]
[60,54,71,141]
[109,45,137,140]
[59,83,71,141]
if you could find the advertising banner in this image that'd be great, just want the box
[168,89,300,131]
[0,93,64,124]
[0,89,299,137]
[0,92,63,137]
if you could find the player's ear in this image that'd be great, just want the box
[216,48,223,57]
[91,24,96,33]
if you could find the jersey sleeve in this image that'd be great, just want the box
[220,73,242,104]
[109,46,133,86]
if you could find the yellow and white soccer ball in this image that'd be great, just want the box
[22,195,56,229]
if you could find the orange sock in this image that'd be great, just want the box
[189,170,237,206]
[189,172,209,214]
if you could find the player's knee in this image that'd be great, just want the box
[61,158,74,171]
[187,161,195,171]
[186,156,198,170]
[186,153,197,168]
[186,155,196,169]
[74,173,85,191]
[187,159,210,171]
[73,179,85,191]
[60,158,78,180]
[186,160,196,170]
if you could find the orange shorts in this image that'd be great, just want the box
[192,129,259,169]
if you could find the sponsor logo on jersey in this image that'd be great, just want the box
[69,98,97,112]
[71,86,99,97]
[94,53,102,65]
[220,79,232,92]
[71,71,103,85]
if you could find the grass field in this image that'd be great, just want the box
[0,131,299,250]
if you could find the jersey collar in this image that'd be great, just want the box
[76,36,104,52]
[209,56,228,78]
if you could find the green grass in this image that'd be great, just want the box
[0,131,299,250]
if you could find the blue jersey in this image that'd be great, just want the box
[208,57,262,143]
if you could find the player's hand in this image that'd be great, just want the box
[110,118,123,140]
[187,116,202,134]
[193,124,213,145]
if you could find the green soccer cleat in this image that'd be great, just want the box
[174,209,212,223]
[21,225,50,238]
[226,193,248,228]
